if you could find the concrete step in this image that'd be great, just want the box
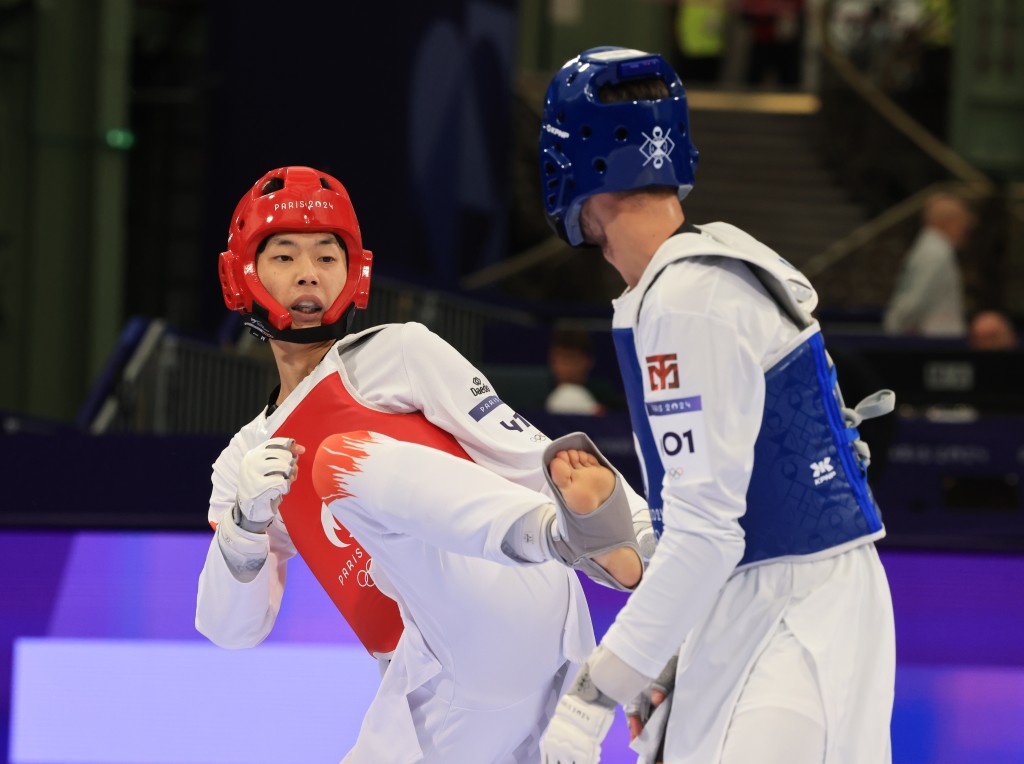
[691,178,855,205]
[690,128,820,151]
[676,108,869,261]
[685,197,866,227]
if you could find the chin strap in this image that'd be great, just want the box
[243,303,358,344]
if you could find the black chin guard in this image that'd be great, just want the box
[243,303,358,344]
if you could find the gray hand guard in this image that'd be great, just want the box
[542,432,641,590]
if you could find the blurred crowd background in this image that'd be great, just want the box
[1,0,1021,432]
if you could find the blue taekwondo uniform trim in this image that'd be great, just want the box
[613,326,665,537]
[613,327,883,567]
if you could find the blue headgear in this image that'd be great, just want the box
[539,47,699,246]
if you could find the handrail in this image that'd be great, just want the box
[804,27,997,280]
[460,236,571,291]
[686,90,820,114]
[802,179,992,280]
[818,40,994,193]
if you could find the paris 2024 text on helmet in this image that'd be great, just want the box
[219,165,373,343]
[539,46,700,247]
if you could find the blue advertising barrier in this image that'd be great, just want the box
[2,408,1021,551]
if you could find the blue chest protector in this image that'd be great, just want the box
[613,273,884,569]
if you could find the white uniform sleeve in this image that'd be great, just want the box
[350,323,651,522]
[195,431,297,649]
[600,278,769,678]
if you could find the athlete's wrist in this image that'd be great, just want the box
[232,500,273,533]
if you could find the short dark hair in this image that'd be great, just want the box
[550,328,594,355]
[598,77,671,105]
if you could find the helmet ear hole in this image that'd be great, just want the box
[614,127,629,141]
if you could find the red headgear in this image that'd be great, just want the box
[218,166,373,341]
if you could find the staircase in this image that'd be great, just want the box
[683,102,870,268]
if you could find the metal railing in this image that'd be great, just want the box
[90,322,279,435]
[805,23,1012,315]
[88,277,541,435]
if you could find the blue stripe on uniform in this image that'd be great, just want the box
[612,327,665,539]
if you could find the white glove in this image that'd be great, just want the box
[541,665,617,764]
[233,437,300,532]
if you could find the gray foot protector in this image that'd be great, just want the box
[542,432,640,590]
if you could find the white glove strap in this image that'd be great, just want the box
[217,514,270,583]
[232,500,273,533]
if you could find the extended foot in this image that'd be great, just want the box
[548,449,616,515]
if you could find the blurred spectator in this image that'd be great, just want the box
[968,309,1019,350]
[545,328,604,415]
[740,0,805,88]
[848,1,917,92]
[835,0,953,138]
[883,192,974,337]
[674,0,729,85]
[543,327,631,415]
[847,2,889,72]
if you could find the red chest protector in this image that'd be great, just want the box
[273,369,471,656]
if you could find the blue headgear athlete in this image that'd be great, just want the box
[537,47,897,764]
[539,46,699,246]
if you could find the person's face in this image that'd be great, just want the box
[950,208,976,248]
[969,313,1017,350]
[550,347,593,385]
[256,232,348,328]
